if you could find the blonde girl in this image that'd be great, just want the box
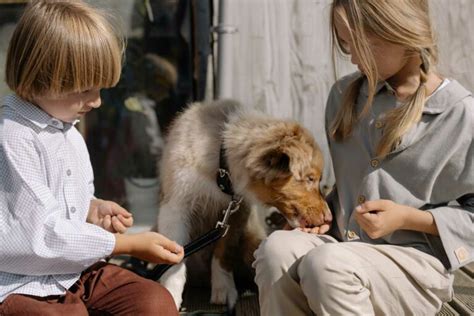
[0,1,183,314]
[253,0,474,315]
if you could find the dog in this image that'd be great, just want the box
[155,99,332,309]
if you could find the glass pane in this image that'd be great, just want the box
[0,1,210,228]
[84,0,211,227]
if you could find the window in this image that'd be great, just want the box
[0,0,213,227]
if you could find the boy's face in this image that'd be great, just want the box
[33,89,101,123]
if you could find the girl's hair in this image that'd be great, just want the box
[329,0,437,157]
[6,0,125,101]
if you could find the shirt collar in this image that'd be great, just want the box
[359,75,471,114]
[422,80,471,114]
[3,94,78,130]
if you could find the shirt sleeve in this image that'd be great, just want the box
[0,131,115,276]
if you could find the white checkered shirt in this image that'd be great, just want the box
[0,94,115,302]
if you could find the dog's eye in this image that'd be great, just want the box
[306,175,315,182]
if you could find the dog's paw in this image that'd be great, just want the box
[210,277,238,308]
[159,264,186,309]
[165,284,183,310]
[210,256,238,309]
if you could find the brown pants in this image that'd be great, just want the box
[0,262,178,316]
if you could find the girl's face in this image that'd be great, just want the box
[34,89,101,123]
[334,11,409,81]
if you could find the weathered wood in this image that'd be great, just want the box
[447,267,474,315]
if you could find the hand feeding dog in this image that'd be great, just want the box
[154,99,332,309]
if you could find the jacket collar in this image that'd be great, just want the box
[359,75,471,114]
[422,80,471,114]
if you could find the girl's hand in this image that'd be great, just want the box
[298,223,332,235]
[284,221,331,235]
[354,199,408,239]
[87,199,134,233]
[114,232,184,265]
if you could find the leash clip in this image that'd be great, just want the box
[215,196,243,236]
[218,168,229,178]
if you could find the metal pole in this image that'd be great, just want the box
[213,0,238,99]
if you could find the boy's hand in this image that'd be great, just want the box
[354,199,407,239]
[87,199,134,233]
[114,232,184,265]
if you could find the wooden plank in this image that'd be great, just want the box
[461,262,474,278]
[180,286,226,315]
[449,269,474,315]
[235,291,259,316]
[438,303,460,316]
[0,1,27,4]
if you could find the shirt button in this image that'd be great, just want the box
[51,120,58,126]
[358,195,366,204]
[370,159,379,168]
[70,207,76,213]
[375,121,384,129]
[66,169,72,176]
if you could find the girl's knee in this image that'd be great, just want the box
[255,230,295,262]
[254,229,326,289]
[254,230,313,273]
[300,243,360,285]
[253,230,307,289]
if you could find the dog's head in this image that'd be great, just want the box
[243,121,332,228]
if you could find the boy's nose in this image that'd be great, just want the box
[88,97,101,108]
[87,91,102,108]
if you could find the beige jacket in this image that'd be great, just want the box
[325,72,474,271]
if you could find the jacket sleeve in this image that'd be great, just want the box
[0,132,115,276]
[426,95,474,271]
[426,195,474,271]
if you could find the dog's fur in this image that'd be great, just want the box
[155,99,331,309]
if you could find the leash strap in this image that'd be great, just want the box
[148,226,227,280]
[148,196,242,281]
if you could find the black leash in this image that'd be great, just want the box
[147,145,242,281]
[148,197,242,280]
[148,225,226,280]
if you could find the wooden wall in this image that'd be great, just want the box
[224,0,474,187]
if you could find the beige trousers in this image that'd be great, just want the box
[253,229,453,316]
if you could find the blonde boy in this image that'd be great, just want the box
[0,1,183,314]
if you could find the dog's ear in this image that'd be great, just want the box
[251,149,291,183]
[264,150,290,174]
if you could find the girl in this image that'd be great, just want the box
[0,1,183,315]
[253,0,473,315]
